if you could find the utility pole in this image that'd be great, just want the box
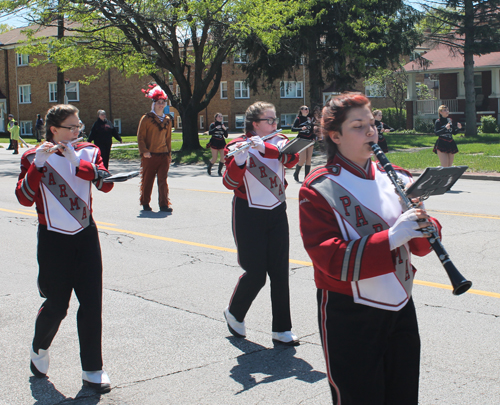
[56,4,65,104]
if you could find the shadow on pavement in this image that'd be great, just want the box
[30,376,102,404]
[227,337,325,394]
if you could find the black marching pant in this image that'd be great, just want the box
[317,290,420,405]
[33,220,104,371]
[228,196,292,332]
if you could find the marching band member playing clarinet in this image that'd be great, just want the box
[15,104,114,393]
[299,93,442,404]
[222,101,300,346]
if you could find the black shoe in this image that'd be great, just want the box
[207,162,213,176]
[293,165,302,182]
[83,379,111,394]
[142,204,152,211]
[160,206,173,212]
[13,151,19,154]
[218,162,224,176]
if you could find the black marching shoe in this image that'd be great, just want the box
[160,205,173,212]
[142,204,152,211]
[218,162,224,176]
[82,370,111,394]
[207,162,213,175]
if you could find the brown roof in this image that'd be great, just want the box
[0,21,79,47]
[404,43,500,72]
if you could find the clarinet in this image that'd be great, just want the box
[370,142,472,295]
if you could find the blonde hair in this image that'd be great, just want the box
[244,101,275,133]
[438,105,448,114]
[373,109,382,116]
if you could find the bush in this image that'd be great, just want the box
[479,115,498,134]
[414,116,435,133]
[380,108,407,130]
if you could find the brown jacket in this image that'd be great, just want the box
[137,113,172,154]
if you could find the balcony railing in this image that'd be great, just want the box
[413,99,459,115]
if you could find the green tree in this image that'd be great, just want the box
[0,23,13,33]
[241,0,422,110]
[1,0,306,150]
[422,0,500,136]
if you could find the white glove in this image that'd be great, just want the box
[234,148,249,166]
[62,142,80,167]
[34,143,52,168]
[388,209,426,250]
[250,136,266,154]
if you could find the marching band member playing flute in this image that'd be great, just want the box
[15,104,114,393]
[299,93,442,404]
[222,101,300,346]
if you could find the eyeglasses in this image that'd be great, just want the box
[58,124,83,133]
[256,117,278,125]
[155,99,166,104]
[301,107,309,110]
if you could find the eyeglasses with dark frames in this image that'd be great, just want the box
[57,124,83,133]
[256,117,278,125]
[301,107,309,110]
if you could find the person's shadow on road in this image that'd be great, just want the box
[30,376,101,405]
[227,337,325,394]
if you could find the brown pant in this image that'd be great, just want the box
[140,153,171,207]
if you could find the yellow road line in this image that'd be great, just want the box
[0,208,116,226]
[2,207,498,298]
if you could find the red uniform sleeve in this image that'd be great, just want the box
[222,139,247,191]
[15,151,43,206]
[299,186,397,289]
[262,143,299,168]
[75,146,113,193]
[408,217,442,256]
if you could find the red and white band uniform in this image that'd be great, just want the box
[16,143,113,372]
[299,153,442,405]
[223,132,299,332]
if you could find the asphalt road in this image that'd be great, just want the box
[1,147,499,405]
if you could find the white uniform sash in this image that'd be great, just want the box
[28,147,97,235]
[243,135,287,210]
[311,163,413,311]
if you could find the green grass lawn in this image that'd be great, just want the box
[3,131,500,172]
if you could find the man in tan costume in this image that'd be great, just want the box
[137,85,173,212]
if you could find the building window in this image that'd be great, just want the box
[365,83,386,98]
[113,119,121,134]
[65,82,79,102]
[49,82,57,102]
[199,115,204,130]
[19,85,31,104]
[222,115,229,127]
[220,81,228,99]
[235,114,245,129]
[177,115,182,129]
[233,50,247,64]
[176,85,181,97]
[234,81,249,99]
[16,54,29,66]
[281,114,297,127]
[20,121,33,136]
[280,81,303,98]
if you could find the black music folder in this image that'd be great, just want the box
[279,137,315,154]
[103,170,140,183]
[405,166,468,199]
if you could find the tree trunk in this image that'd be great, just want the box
[307,39,323,109]
[57,13,65,103]
[179,105,202,151]
[463,0,477,136]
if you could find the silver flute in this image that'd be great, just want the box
[225,129,282,158]
[45,137,84,153]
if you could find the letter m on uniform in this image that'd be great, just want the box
[69,198,80,211]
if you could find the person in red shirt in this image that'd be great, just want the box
[222,101,300,346]
[299,93,441,405]
[15,104,113,394]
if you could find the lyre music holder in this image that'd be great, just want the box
[405,166,468,200]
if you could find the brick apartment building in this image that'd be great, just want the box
[0,24,398,137]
